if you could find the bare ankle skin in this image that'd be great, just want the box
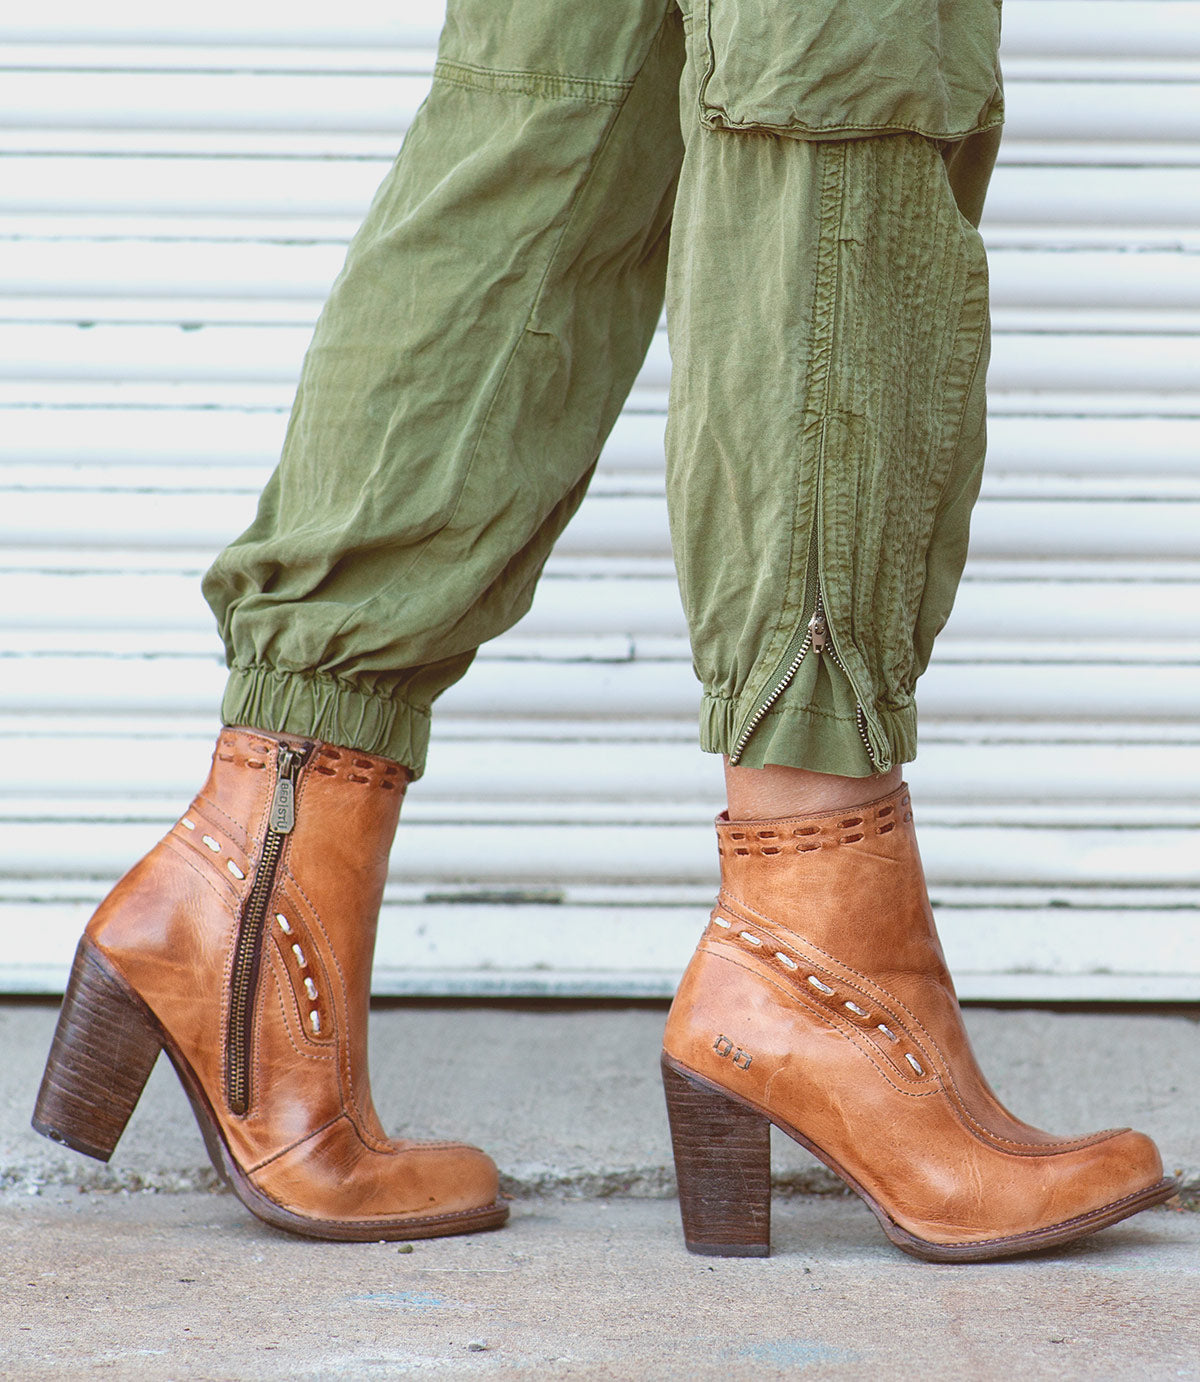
[723,759,904,821]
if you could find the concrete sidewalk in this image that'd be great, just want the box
[3,1002,1199,1378]
[5,1190,1198,1380]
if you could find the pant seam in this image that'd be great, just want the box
[434,57,633,105]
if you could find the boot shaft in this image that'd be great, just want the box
[86,727,406,1157]
[712,785,953,991]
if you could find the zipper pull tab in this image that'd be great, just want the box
[807,608,828,655]
[268,745,308,835]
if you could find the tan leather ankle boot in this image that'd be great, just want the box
[34,727,508,1241]
[662,784,1175,1261]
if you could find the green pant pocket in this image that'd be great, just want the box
[695,0,1003,142]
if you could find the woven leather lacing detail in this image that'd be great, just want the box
[718,794,911,859]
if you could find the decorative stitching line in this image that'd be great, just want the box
[281,874,393,1155]
[701,948,939,1101]
[434,57,632,105]
[265,959,334,1066]
[192,792,252,855]
[713,892,1109,1154]
[701,112,1005,140]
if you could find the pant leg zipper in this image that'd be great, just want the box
[728,619,817,765]
[728,589,884,770]
[225,741,311,1116]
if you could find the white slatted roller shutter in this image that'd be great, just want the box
[3,1,1198,999]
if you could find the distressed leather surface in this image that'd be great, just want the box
[86,727,500,1226]
[663,784,1164,1247]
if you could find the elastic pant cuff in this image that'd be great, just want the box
[220,666,431,778]
[700,693,917,778]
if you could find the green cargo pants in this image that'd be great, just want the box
[203,0,1004,780]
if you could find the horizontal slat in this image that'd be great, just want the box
[1,385,1197,423]
[23,300,1200,336]
[5,570,1199,648]
[7,55,1200,89]
[5,408,1199,480]
[1001,82,1200,144]
[2,72,1200,148]
[0,130,412,158]
[4,482,1199,559]
[2,817,1197,887]
[11,463,1200,503]
[4,894,1199,1001]
[2,46,1194,85]
[0,0,447,45]
[0,71,433,131]
[0,157,381,216]
[0,406,666,471]
[3,625,1199,671]
[0,44,438,73]
[22,299,1200,336]
[4,324,1200,402]
[8,245,1200,318]
[2,733,1199,807]
[1002,2,1200,60]
[2,1,1200,63]
[1,652,1198,722]
[986,169,1200,232]
[4,160,1198,237]
[2,0,1193,61]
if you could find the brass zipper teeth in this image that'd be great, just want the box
[225,743,309,1115]
[823,638,878,764]
[729,591,881,770]
[729,627,815,764]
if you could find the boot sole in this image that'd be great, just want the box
[34,938,509,1242]
[662,1053,1179,1263]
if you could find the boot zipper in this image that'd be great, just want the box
[225,741,311,1115]
[728,586,887,770]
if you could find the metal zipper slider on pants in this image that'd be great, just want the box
[225,741,311,1115]
[729,588,884,770]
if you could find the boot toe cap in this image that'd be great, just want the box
[247,1118,506,1236]
[1090,1127,1167,1203]
[408,1140,503,1218]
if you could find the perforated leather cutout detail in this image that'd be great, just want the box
[719,793,912,858]
[271,911,333,1045]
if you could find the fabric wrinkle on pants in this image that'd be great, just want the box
[203,0,1003,780]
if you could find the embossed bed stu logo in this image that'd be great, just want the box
[713,1034,753,1070]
